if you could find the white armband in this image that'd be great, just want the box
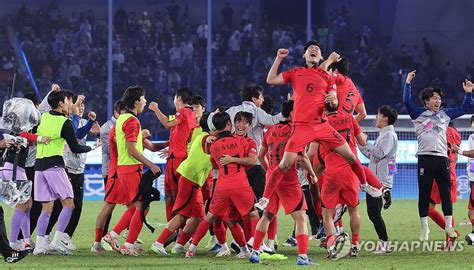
[36,136,43,143]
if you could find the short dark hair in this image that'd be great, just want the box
[175,87,193,104]
[281,100,294,118]
[260,95,274,114]
[419,86,443,106]
[23,92,39,106]
[122,86,145,110]
[378,105,398,125]
[200,112,211,133]
[234,111,253,124]
[239,84,263,102]
[303,40,321,52]
[48,91,68,109]
[212,112,231,131]
[191,95,205,108]
[114,100,125,113]
[328,57,349,75]
[63,90,74,100]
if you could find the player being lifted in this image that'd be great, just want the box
[255,41,380,211]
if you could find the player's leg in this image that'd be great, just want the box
[322,207,337,257]
[152,214,187,255]
[347,206,361,257]
[103,205,136,253]
[64,173,85,239]
[433,157,456,238]
[173,217,201,254]
[302,184,320,237]
[267,216,278,251]
[417,155,436,241]
[366,194,389,253]
[186,212,217,257]
[465,182,474,245]
[92,202,116,252]
[256,151,298,210]
[0,206,28,263]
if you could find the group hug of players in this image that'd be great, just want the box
[0,40,473,265]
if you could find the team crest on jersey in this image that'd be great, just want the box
[332,84,337,90]
[420,168,424,175]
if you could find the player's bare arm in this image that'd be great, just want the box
[126,141,161,174]
[452,144,474,158]
[219,153,257,166]
[266,49,288,85]
[258,144,269,172]
[319,51,341,71]
[149,101,180,129]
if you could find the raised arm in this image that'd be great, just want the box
[319,51,341,71]
[444,79,473,120]
[266,49,289,85]
[403,70,425,119]
[255,107,283,126]
[149,102,180,129]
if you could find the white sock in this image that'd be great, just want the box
[9,242,17,246]
[298,253,308,259]
[445,216,453,228]
[268,239,275,248]
[247,237,254,246]
[94,241,101,245]
[53,231,64,241]
[420,217,429,228]
[110,231,119,238]
[154,241,163,247]
[189,243,197,253]
[124,242,134,248]
[220,242,229,250]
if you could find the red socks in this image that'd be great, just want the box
[191,220,211,246]
[350,159,367,185]
[112,206,136,235]
[213,221,227,244]
[364,166,383,189]
[157,228,173,244]
[177,231,193,246]
[296,234,308,255]
[229,223,247,247]
[268,217,277,240]
[125,210,145,244]
[95,228,103,242]
[352,233,360,245]
[327,234,335,247]
[263,167,285,199]
[428,207,445,229]
[252,230,266,251]
[250,218,258,239]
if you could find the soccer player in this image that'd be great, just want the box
[150,113,213,255]
[359,105,398,253]
[0,136,30,263]
[96,100,124,243]
[319,106,367,259]
[250,100,317,265]
[257,41,377,211]
[450,126,474,245]
[403,70,473,241]
[32,90,96,255]
[149,87,196,221]
[185,112,259,258]
[107,86,161,256]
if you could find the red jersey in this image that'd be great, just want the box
[262,121,296,172]
[334,74,364,117]
[117,117,143,174]
[237,135,258,170]
[282,67,336,123]
[168,107,196,159]
[209,131,257,190]
[321,113,361,171]
[108,126,118,176]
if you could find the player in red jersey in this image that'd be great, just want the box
[101,87,161,256]
[256,41,378,211]
[428,122,461,245]
[249,100,317,265]
[185,112,260,258]
[319,106,367,259]
[149,87,196,221]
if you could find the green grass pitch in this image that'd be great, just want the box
[2,200,473,269]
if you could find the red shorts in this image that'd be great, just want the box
[285,122,344,153]
[104,173,129,205]
[321,166,359,209]
[209,185,255,217]
[266,170,307,215]
[469,182,474,210]
[172,176,205,219]
[430,179,457,204]
[117,171,142,205]
[165,157,185,193]
[201,175,213,202]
